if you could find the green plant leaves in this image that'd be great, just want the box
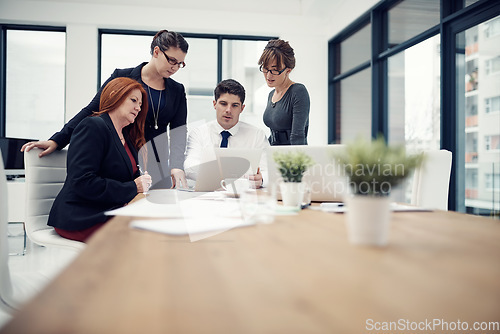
[273,151,314,183]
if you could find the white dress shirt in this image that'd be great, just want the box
[184,120,270,182]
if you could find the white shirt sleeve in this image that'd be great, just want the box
[184,126,204,181]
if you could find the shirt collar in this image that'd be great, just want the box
[214,120,240,136]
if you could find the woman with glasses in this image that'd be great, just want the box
[22,29,189,188]
[258,39,310,145]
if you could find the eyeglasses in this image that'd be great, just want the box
[259,65,287,76]
[161,50,186,68]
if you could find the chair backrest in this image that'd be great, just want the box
[0,152,16,312]
[411,149,452,210]
[24,148,67,242]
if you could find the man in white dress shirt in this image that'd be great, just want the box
[184,79,269,188]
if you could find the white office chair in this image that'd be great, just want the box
[411,149,452,211]
[24,148,85,251]
[1,153,48,314]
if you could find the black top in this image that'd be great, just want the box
[263,83,310,145]
[49,62,187,169]
[48,113,140,231]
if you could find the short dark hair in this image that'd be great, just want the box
[150,30,189,54]
[214,79,246,104]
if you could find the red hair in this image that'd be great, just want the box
[94,77,148,150]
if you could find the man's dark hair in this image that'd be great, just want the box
[214,79,245,104]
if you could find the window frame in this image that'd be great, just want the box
[0,24,66,137]
[328,0,500,212]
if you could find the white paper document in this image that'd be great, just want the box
[105,189,226,218]
[130,216,252,241]
[105,189,252,241]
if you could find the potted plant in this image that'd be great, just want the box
[273,151,314,208]
[335,136,423,246]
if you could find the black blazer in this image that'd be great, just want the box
[49,62,187,169]
[48,113,140,231]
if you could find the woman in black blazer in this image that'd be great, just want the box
[48,77,152,242]
[22,30,189,188]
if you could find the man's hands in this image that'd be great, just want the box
[171,168,188,189]
[248,168,263,189]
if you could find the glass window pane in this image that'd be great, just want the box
[338,23,371,74]
[388,35,441,203]
[339,68,372,142]
[100,34,151,84]
[388,34,441,150]
[388,0,440,48]
[175,38,217,125]
[457,15,500,215]
[465,0,481,7]
[6,30,66,139]
[222,39,270,134]
[484,16,500,39]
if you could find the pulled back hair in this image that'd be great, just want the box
[258,39,296,70]
[214,79,246,104]
[94,77,148,150]
[150,29,189,54]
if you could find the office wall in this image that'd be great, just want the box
[0,0,378,145]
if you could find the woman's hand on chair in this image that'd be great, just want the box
[21,140,58,157]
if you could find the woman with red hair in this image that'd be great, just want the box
[47,77,152,242]
[22,29,189,189]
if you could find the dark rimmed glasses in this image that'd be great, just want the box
[161,50,186,68]
[259,65,287,75]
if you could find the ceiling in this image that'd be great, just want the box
[31,0,347,19]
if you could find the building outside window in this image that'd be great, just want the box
[485,96,500,113]
[485,134,500,151]
[484,16,500,38]
[461,15,500,215]
[485,173,500,190]
[485,55,500,75]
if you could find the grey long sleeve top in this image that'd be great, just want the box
[263,83,310,145]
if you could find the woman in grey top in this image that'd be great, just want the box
[258,39,310,145]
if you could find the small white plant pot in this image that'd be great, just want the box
[344,195,392,246]
[279,182,305,208]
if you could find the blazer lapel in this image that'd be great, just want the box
[101,113,134,177]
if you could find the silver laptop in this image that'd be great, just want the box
[266,145,348,202]
[186,148,263,192]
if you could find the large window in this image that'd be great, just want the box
[329,0,500,216]
[387,34,441,151]
[99,31,275,131]
[2,27,66,140]
[458,15,500,215]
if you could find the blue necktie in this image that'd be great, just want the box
[220,131,231,148]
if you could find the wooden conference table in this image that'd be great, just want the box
[1,194,500,334]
